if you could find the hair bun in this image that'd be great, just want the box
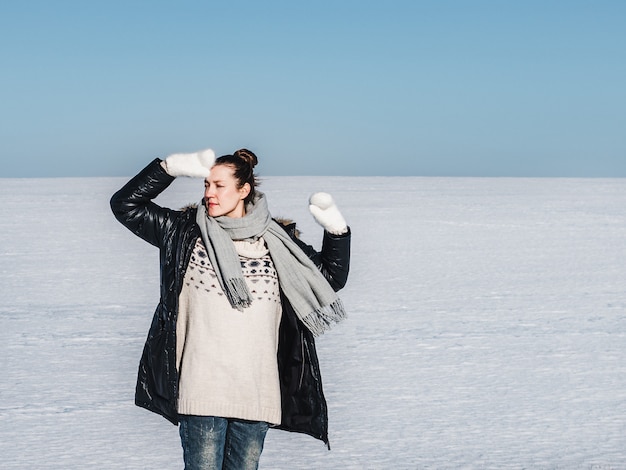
[234,148,258,169]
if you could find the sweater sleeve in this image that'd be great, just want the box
[109,158,179,248]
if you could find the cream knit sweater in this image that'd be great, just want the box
[176,237,283,425]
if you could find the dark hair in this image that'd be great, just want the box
[214,148,259,205]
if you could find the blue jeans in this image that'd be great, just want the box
[179,415,269,470]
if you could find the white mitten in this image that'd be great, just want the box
[309,192,348,235]
[163,148,215,178]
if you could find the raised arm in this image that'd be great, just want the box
[110,149,215,247]
[289,192,351,291]
[109,158,178,247]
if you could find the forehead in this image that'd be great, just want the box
[206,164,236,182]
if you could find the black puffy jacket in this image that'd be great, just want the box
[110,159,350,447]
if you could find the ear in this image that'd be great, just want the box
[239,182,251,200]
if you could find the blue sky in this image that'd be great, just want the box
[1,1,625,177]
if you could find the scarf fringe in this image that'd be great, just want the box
[196,195,347,334]
[225,278,253,312]
[300,298,347,337]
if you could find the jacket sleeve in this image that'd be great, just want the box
[294,228,351,292]
[109,158,179,248]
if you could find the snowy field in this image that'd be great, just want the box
[1,174,625,469]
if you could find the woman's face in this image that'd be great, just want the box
[204,164,250,218]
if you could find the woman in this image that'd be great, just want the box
[110,148,350,469]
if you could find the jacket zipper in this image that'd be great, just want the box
[299,331,305,389]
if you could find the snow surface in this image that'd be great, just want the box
[1,175,625,469]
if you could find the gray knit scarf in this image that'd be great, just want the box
[195,192,346,336]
